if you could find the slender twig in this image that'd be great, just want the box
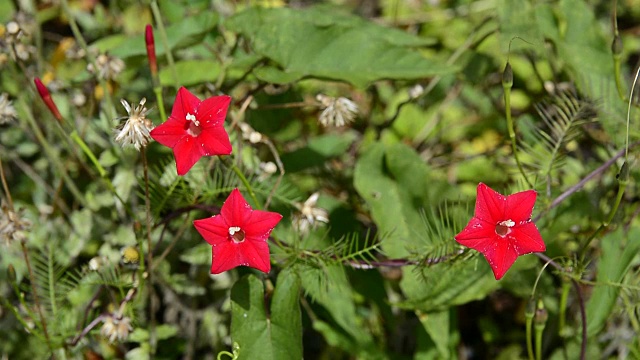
[21,242,53,353]
[141,150,156,355]
[533,141,639,223]
[0,157,14,209]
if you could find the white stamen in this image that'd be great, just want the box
[499,219,515,227]
[186,113,200,126]
[229,226,241,236]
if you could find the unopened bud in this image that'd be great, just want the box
[120,246,140,266]
[611,34,623,57]
[502,62,513,88]
[525,297,535,319]
[617,161,629,183]
[34,78,63,123]
[534,298,548,327]
[145,25,158,77]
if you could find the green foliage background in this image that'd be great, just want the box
[0,0,640,359]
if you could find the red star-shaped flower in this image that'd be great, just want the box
[150,87,232,175]
[193,189,282,274]
[455,183,546,280]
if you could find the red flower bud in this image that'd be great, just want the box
[34,78,63,123]
[145,24,158,77]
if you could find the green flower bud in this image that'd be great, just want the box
[502,62,513,88]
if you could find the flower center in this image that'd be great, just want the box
[495,219,515,237]
[229,226,245,243]
[185,113,201,136]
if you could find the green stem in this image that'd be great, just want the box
[142,150,156,356]
[69,131,135,218]
[503,73,533,188]
[613,54,625,100]
[526,314,534,360]
[21,242,53,354]
[60,0,117,122]
[19,99,87,207]
[220,156,262,210]
[558,281,570,337]
[154,86,167,121]
[578,175,627,260]
[535,323,544,360]
[150,0,179,89]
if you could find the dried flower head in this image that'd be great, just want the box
[115,98,154,151]
[316,94,358,127]
[0,203,31,245]
[87,53,125,80]
[0,93,17,124]
[101,314,133,343]
[292,192,329,234]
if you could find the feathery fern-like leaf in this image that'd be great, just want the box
[519,89,597,192]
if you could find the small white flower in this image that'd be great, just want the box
[88,53,125,80]
[0,93,17,124]
[292,192,329,234]
[408,84,424,99]
[316,94,358,127]
[115,98,154,151]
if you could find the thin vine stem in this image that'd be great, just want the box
[220,156,262,210]
[150,0,179,89]
[21,242,53,353]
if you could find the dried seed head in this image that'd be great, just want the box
[0,93,17,124]
[115,98,154,151]
[101,314,133,343]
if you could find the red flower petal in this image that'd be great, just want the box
[510,223,546,255]
[198,125,232,156]
[171,87,200,121]
[195,189,282,274]
[150,117,186,148]
[456,183,546,280]
[193,216,228,246]
[506,190,537,223]
[220,189,252,226]
[475,183,506,223]
[454,217,496,252]
[244,210,283,239]
[173,136,203,175]
[482,238,519,280]
[197,95,231,128]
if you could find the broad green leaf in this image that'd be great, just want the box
[416,310,454,360]
[353,142,449,258]
[281,132,358,172]
[226,6,454,87]
[91,12,218,59]
[230,269,302,360]
[159,60,221,87]
[586,227,640,336]
[298,264,380,357]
